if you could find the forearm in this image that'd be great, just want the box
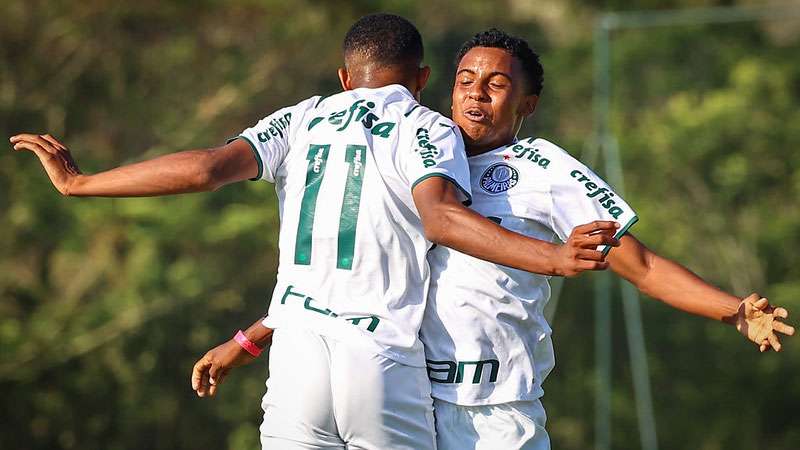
[242,318,274,349]
[610,236,740,323]
[430,204,560,275]
[636,255,739,323]
[68,149,219,197]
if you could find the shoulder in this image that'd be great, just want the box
[251,95,321,129]
[498,136,565,174]
[394,107,460,155]
[287,95,325,118]
[510,137,593,173]
[404,104,458,132]
[522,137,574,161]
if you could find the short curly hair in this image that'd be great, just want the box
[343,13,424,67]
[455,28,544,95]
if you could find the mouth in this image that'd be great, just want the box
[463,107,490,123]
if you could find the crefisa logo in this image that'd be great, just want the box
[480,163,519,194]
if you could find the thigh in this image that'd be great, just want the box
[329,340,436,450]
[433,399,550,450]
[433,399,480,450]
[260,436,343,450]
[260,328,344,449]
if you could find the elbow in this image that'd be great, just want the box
[423,225,446,245]
[192,170,216,192]
[629,251,659,295]
[421,205,459,245]
[194,150,224,192]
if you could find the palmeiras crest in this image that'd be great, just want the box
[480,163,519,194]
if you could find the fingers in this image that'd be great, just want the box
[12,136,62,168]
[577,248,605,262]
[191,362,201,391]
[206,366,230,397]
[743,293,761,303]
[577,260,609,272]
[214,368,228,386]
[753,297,769,310]
[12,141,51,159]
[773,307,788,319]
[572,221,620,236]
[766,332,782,352]
[759,340,768,352]
[772,320,795,336]
[39,134,67,151]
[192,357,212,397]
[208,369,229,397]
[579,233,621,249]
[9,133,46,142]
[11,134,59,154]
[566,229,620,250]
[208,362,220,385]
[191,358,207,390]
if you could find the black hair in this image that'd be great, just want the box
[343,13,424,67]
[455,28,544,95]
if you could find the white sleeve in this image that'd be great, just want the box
[231,97,317,183]
[403,115,472,205]
[548,150,638,255]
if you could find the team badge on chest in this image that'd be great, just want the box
[480,163,519,194]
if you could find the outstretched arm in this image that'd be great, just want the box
[607,233,795,351]
[412,177,620,277]
[10,133,258,196]
[191,319,273,398]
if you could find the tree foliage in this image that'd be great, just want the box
[1,1,798,449]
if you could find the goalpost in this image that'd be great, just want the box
[578,4,800,450]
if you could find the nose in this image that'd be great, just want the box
[467,83,489,102]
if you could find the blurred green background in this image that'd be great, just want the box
[1,1,799,449]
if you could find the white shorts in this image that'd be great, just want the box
[434,398,550,450]
[259,327,436,450]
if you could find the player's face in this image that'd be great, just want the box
[452,47,538,155]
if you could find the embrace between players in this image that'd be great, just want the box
[11,13,794,450]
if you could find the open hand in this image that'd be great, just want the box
[736,293,795,352]
[10,133,81,195]
[555,221,621,277]
[191,339,258,398]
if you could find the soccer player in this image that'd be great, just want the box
[420,29,795,449]
[10,15,618,450]
[191,25,794,450]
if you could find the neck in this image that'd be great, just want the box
[348,64,417,95]
[466,143,498,157]
[465,119,524,156]
[465,138,515,157]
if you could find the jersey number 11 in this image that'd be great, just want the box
[294,143,367,270]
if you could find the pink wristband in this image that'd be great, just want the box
[234,330,263,357]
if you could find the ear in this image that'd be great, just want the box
[338,67,352,91]
[414,66,432,99]
[517,94,539,117]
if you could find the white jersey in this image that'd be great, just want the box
[420,137,638,405]
[234,85,471,367]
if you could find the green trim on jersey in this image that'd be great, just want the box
[228,135,264,181]
[313,94,329,109]
[411,173,472,207]
[404,104,421,117]
[603,214,639,256]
